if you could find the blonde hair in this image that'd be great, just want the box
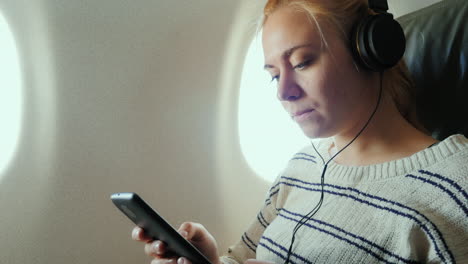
[262,0,421,130]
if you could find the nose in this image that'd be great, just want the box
[277,72,302,101]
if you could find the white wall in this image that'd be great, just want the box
[0,0,443,263]
[0,0,253,263]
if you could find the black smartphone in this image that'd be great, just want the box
[111,192,212,264]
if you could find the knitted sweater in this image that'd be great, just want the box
[221,134,468,264]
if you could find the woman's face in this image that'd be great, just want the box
[262,6,376,139]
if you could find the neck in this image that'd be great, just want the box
[330,94,437,166]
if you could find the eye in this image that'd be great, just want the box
[293,59,313,70]
[270,75,279,83]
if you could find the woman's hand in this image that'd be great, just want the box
[132,222,221,264]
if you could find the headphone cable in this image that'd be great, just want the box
[283,71,384,264]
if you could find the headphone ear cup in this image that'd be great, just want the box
[352,13,406,71]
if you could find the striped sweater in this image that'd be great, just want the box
[221,134,468,264]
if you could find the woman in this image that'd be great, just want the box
[133,0,468,263]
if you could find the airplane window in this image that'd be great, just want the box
[238,34,310,182]
[0,13,23,176]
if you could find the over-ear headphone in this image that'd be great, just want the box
[351,0,406,71]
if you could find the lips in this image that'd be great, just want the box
[291,109,315,122]
[292,109,314,117]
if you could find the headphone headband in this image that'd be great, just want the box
[369,0,389,13]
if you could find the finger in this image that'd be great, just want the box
[132,226,153,242]
[151,257,177,264]
[178,222,209,242]
[177,257,192,264]
[145,240,167,257]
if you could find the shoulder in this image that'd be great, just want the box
[402,136,467,228]
[424,134,468,180]
[404,134,468,202]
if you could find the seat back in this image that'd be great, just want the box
[398,0,468,140]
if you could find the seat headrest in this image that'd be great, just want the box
[397,0,468,140]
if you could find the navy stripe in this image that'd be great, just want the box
[291,157,317,163]
[266,185,280,206]
[258,242,289,263]
[269,182,281,193]
[419,170,468,200]
[270,189,280,199]
[259,212,270,226]
[407,174,468,216]
[281,175,455,262]
[266,189,279,206]
[241,233,256,253]
[260,236,310,264]
[244,233,257,249]
[280,209,418,264]
[257,213,267,228]
[295,152,317,159]
[279,179,450,263]
[275,214,394,263]
[278,178,453,263]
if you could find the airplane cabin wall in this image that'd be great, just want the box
[0,0,444,263]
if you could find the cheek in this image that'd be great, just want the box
[299,70,328,103]
[309,70,342,109]
[313,70,356,127]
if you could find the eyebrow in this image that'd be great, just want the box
[264,43,316,69]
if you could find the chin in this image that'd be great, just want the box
[299,123,334,139]
[300,127,323,139]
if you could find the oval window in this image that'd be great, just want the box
[238,35,310,182]
[0,12,23,176]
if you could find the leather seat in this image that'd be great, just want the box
[397,0,468,140]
